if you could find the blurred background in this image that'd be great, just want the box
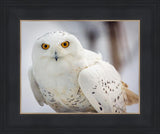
[21,20,140,113]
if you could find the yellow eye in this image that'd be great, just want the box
[61,41,69,48]
[41,43,50,50]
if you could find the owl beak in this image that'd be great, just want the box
[55,55,58,61]
[54,51,58,61]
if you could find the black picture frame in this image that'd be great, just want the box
[0,0,160,133]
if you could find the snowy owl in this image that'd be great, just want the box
[28,31,139,113]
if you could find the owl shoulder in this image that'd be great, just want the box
[83,49,102,65]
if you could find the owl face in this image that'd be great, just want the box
[32,31,83,62]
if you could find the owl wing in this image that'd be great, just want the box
[78,61,127,113]
[28,68,46,106]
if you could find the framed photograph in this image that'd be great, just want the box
[1,0,159,133]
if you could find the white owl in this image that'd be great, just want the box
[28,31,139,113]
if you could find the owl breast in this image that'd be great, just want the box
[33,58,95,112]
[40,87,95,112]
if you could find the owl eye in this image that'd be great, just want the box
[41,43,50,50]
[61,41,70,48]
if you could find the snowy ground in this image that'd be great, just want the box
[21,21,140,113]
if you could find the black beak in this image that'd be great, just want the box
[54,51,58,61]
[55,55,58,61]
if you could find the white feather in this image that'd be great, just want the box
[29,31,127,113]
[28,68,46,106]
[78,61,126,113]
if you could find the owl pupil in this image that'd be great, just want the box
[64,43,66,46]
[45,45,47,48]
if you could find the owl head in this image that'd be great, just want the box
[32,31,83,62]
